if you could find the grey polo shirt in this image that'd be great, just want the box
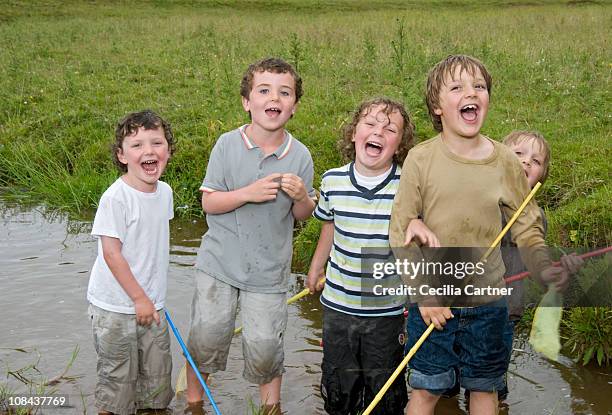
[196,125,315,293]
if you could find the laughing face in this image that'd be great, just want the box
[117,126,170,192]
[241,70,298,135]
[352,104,404,176]
[507,138,546,188]
[434,65,490,140]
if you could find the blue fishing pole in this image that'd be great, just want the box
[164,310,222,415]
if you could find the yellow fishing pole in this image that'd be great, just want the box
[362,182,542,415]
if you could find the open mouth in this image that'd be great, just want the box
[460,104,478,122]
[365,141,383,156]
[265,107,282,117]
[141,160,159,175]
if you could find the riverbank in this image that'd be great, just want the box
[0,0,609,250]
[1,200,611,414]
[0,0,610,399]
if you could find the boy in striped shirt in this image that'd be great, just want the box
[307,97,414,414]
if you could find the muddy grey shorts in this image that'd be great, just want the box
[88,304,173,414]
[186,270,288,384]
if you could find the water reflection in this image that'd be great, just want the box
[0,200,610,414]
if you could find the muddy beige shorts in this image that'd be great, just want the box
[186,270,288,384]
[89,304,173,414]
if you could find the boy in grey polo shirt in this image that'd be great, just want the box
[185,57,315,415]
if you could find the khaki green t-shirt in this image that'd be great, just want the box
[389,135,551,304]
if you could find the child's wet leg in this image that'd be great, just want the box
[406,389,439,415]
[259,375,282,414]
[469,391,498,415]
[185,365,208,414]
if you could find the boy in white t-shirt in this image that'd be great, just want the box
[87,110,175,415]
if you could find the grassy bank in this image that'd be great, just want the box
[0,346,80,415]
[0,3,609,253]
[0,0,609,246]
[0,0,610,377]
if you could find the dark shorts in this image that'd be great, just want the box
[321,306,408,415]
[406,298,509,395]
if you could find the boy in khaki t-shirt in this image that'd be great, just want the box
[389,55,569,414]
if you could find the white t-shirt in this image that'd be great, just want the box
[87,178,174,314]
[353,166,393,189]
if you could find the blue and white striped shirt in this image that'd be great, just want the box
[314,162,406,316]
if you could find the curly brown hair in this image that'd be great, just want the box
[339,97,415,165]
[240,57,303,103]
[112,110,175,173]
[426,55,492,132]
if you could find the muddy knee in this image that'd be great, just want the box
[243,337,284,384]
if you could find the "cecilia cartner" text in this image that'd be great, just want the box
[372,284,514,297]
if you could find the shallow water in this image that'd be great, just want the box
[1,200,610,414]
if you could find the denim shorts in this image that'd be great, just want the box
[406,298,509,395]
[186,270,287,384]
[89,304,173,414]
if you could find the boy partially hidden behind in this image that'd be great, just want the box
[498,131,582,401]
[389,55,569,414]
[185,58,315,415]
[87,110,175,414]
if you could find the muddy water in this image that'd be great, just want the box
[1,200,610,414]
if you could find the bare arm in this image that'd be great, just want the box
[389,156,422,249]
[306,221,334,293]
[101,236,159,326]
[291,195,316,221]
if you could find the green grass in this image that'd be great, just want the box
[0,8,610,260]
[1,0,609,244]
[562,307,612,366]
[561,255,612,366]
[0,0,610,371]
[0,346,80,414]
[1,0,609,284]
[516,253,611,365]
